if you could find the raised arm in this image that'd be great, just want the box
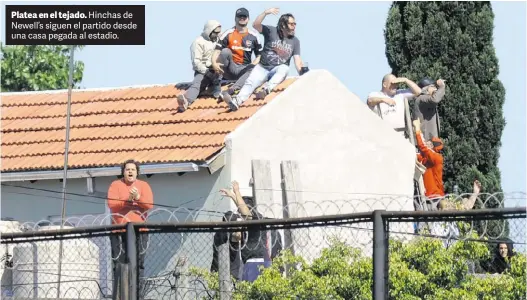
[413,119,442,161]
[420,79,446,104]
[393,77,422,96]
[461,180,482,210]
[220,181,252,218]
[253,8,279,33]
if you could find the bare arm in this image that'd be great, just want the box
[232,182,252,218]
[462,180,482,210]
[253,8,279,33]
[367,96,393,108]
[220,181,252,218]
[393,77,421,96]
[252,55,261,65]
[404,78,422,96]
[293,55,303,74]
[211,49,221,65]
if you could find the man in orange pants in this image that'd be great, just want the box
[413,119,445,208]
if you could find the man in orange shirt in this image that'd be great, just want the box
[211,8,262,101]
[413,119,445,208]
[107,159,154,299]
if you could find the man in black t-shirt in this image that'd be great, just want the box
[222,8,309,112]
[210,181,282,281]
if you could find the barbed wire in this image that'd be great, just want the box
[4,192,524,234]
[3,182,525,211]
[1,209,524,300]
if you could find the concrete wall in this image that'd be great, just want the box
[225,70,416,259]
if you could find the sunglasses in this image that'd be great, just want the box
[237,15,248,19]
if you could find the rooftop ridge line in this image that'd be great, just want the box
[0,76,300,97]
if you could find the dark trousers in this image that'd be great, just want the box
[217,48,255,92]
[183,69,222,103]
[110,234,149,299]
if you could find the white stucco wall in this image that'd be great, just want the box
[225,70,416,258]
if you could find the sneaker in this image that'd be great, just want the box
[177,94,189,112]
[220,90,230,101]
[255,88,269,100]
[212,83,222,99]
[223,95,239,111]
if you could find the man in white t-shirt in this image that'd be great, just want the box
[367,74,422,137]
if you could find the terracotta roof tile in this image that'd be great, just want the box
[1,78,297,172]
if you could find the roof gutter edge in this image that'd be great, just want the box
[0,162,200,182]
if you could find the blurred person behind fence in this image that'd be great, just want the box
[413,77,446,140]
[211,180,282,282]
[430,180,482,248]
[107,159,153,299]
[483,238,516,274]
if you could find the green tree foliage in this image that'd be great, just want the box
[1,45,84,92]
[191,238,526,300]
[383,2,507,239]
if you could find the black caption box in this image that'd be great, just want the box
[5,5,145,45]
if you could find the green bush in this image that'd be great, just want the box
[190,237,526,300]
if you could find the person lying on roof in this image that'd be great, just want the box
[222,8,309,112]
[211,8,263,102]
[177,20,223,112]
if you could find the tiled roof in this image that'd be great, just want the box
[1,78,296,172]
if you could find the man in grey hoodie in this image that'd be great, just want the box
[413,77,446,140]
[177,20,222,112]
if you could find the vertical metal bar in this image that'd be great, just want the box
[126,223,138,300]
[218,242,232,300]
[56,45,75,299]
[373,210,387,300]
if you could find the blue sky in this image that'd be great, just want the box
[2,1,526,196]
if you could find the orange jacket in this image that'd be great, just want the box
[416,130,445,198]
[107,179,154,226]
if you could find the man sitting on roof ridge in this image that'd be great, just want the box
[177,20,223,113]
[211,8,263,102]
[222,7,309,112]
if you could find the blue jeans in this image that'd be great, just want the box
[236,64,290,105]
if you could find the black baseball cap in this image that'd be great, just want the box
[236,8,249,18]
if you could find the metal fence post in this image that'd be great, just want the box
[126,223,138,300]
[373,210,388,300]
[218,242,232,300]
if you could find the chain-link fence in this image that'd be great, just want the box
[2,206,525,300]
[0,223,125,299]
